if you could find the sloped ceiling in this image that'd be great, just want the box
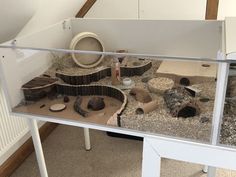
[0,0,37,43]
[18,0,86,37]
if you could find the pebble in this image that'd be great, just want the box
[63,96,70,103]
[200,117,209,123]
[40,104,46,108]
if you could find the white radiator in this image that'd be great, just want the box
[0,86,29,165]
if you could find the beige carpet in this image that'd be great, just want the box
[10,125,236,177]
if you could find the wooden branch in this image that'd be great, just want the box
[76,0,97,18]
[205,0,219,20]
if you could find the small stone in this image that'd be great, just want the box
[63,96,70,103]
[40,104,45,108]
[199,97,210,102]
[200,117,209,123]
[87,97,105,111]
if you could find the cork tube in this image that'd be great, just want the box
[136,100,158,114]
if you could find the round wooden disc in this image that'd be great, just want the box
[49,104,66,112]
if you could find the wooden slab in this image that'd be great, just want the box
[156,61,217,84]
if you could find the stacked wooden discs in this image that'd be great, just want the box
[148,77,174,94]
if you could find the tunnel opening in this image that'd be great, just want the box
[177,106,197,118]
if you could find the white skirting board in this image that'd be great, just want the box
[0,85,44,165]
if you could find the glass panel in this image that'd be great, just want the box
[0,19,226,145]
[220,61,236,148]
[0,47,221,145]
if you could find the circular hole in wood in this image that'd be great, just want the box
[202,64,210,67]
[2,56,4,58]
[177,106,196,118]
[179,77,190,86]
[199,97,210,102]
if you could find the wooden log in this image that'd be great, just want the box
[163,87,200,118]
[130,87,152,103]
[74,96,89,117]
[136,100,158,114]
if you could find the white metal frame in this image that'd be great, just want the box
[18,58,230,177]
[1,18,236,177]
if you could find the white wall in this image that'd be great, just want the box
[0,0,85,166]
[85,0,138,19]
[218,0,236,20]
[18,0,86,36]
[85,0,207,20]
[0,0,37,43]
[139,0,206,20]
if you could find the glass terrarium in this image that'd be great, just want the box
[0,17,236,152]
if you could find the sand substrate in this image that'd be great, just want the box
[14,96,122,125]
[86,60,216,143]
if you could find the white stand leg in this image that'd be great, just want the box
[27,119,48,177]
[207,167,217,177]
[142,137,161,177]
[203,165,208,173]
[83,128,91,151]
